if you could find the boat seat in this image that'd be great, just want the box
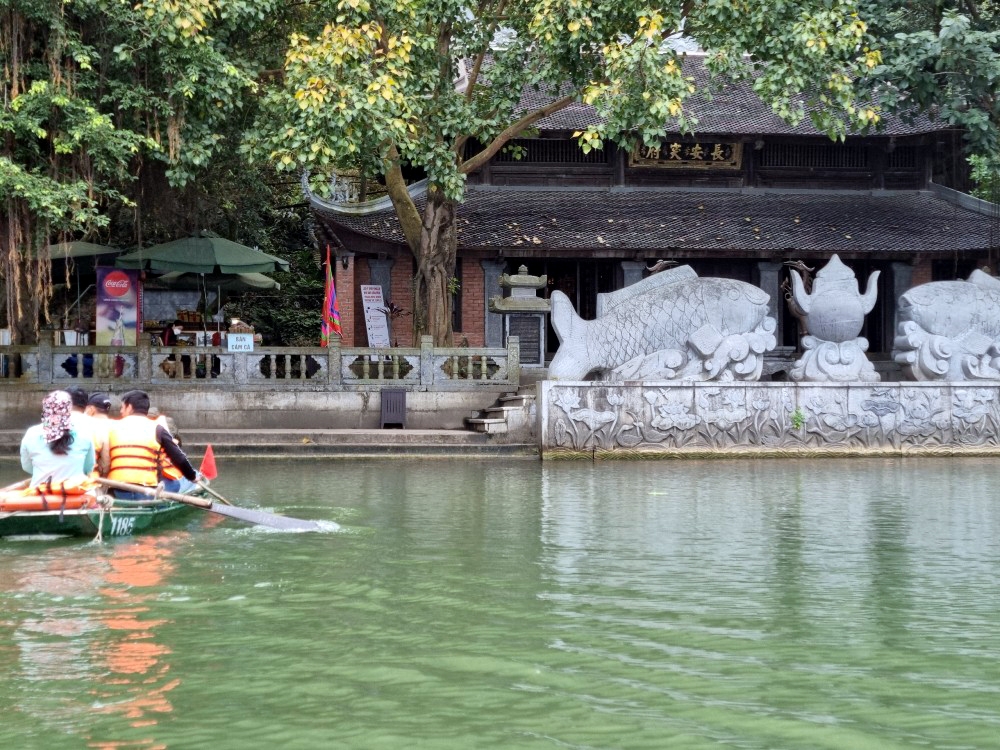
[380,388,406,429]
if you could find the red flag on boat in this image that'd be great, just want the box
[199,444,218,480]
[321,245,343,346]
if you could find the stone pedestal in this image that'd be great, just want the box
[489,265,550,367]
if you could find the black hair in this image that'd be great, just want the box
[65,386,88,410]
[48,432,74,455]
[121,389,151,414]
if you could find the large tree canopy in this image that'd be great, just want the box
[862,1,1000,159]
[248,0,882,345]
[0,0,276,342]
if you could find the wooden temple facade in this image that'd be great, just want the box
[310,58,999,366]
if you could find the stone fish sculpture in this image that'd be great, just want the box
[548,265,777,381]
[893,269,1000,381]
[788,254,880,382]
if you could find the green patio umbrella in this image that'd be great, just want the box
[46,241,121,260]
[155,271,281,291]
[115,234,290,274]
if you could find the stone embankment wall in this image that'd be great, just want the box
[1,386,511,432]
[539,381,1000,459]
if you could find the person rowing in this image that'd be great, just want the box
[99,390,202,499]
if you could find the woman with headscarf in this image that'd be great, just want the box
[20,390,95,487]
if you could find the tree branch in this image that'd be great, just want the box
[459,94,576,174]
[465,0,508,101]
[383,143,423,253]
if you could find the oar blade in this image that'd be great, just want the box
[207,502,320,531]
[94,477,320,531]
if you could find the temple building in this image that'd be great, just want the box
[310,57,999,364]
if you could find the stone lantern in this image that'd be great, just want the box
[489,265,550,367]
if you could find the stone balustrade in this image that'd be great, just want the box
[0,334,521,392]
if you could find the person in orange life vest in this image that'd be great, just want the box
[100,390,199,499]
[149,409,193,494]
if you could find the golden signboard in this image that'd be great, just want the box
[630,141,743,169]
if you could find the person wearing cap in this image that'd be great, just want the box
[100,390,200,498]
[20,390,95,487]
[84,392,114,461]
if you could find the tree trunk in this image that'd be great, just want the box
[412,191,457,346]
[0,200,44,345]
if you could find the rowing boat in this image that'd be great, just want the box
[0,487,199,540]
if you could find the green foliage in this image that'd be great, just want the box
[245,0,881,343]
[791,408,806,431]
[1,0,295,336]
[248,1,880,203]
[969,154,1000,202]
[222,245,324,346]
[861,2,1000,154]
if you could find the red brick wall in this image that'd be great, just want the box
[345,253,489,346]
[389,255,415,347]
[335,256,356,346]
[456,259,485,346]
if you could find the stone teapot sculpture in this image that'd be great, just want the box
[788,254,880,381]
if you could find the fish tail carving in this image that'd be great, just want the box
[548,291,593,379]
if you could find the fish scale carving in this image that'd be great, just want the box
[548,268,775,381]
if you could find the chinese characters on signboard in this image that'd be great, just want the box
[630,141,742,169]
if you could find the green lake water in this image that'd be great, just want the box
[1,457,999,749]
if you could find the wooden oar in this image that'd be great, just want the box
[1,478,30,493]
[95,478,320,532]
[198,481,233,506]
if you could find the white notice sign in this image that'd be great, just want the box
[360,284,392,347]
[227,333,254,352]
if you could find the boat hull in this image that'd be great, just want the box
[0,498,197,539]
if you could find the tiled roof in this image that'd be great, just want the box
[520,56,946,137]
[314,187,997,255]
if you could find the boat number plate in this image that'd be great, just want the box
[110,515,136,536]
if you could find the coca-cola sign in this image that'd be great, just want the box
[102,270,132,297]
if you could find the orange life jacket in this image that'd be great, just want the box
[107,414,163,487]
[0,475,97,512]
[154,415,183,480]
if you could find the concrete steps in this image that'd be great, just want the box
[0,428,538,459]
[465,387,537,438]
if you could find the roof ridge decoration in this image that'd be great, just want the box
[302,170,429,216]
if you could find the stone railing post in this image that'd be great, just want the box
[137,338,152,381]
[420,335,434,386]
[328,337,343,387]
[507,335,521,386]
[233,350,249,385]
[37,329,54,384]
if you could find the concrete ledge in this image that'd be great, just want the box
[0,387,514,431]
[0,427,537,458]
